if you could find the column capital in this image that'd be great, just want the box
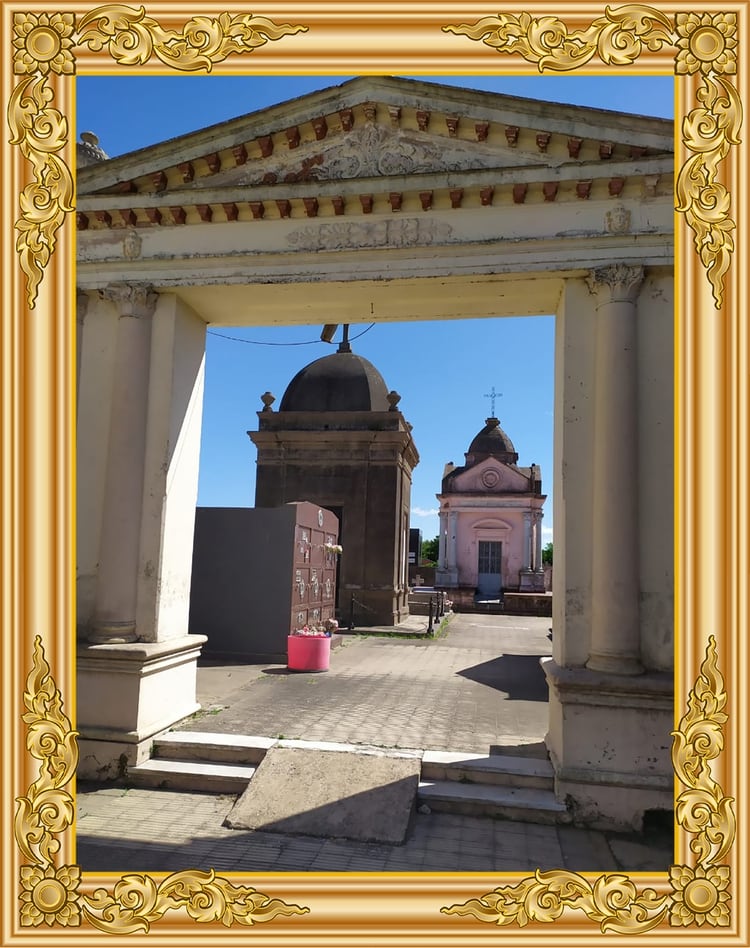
[586,265,644,305]
[101,282,158,317]
[522,509,533,522]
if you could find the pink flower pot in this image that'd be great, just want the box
[287,634,331,672]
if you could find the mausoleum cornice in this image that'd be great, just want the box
[76,154,673,234]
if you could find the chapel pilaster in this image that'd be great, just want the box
[586,264,644,674]
[89,282,158,644]
[533,509,544,574]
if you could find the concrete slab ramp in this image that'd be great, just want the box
[224,746,420,844]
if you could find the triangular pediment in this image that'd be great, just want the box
[76,76,673,234]
[447,457,531,494]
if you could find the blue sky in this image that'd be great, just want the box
[76,75,674,543]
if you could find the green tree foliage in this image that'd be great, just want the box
[421,536,439,564]
[542,542,553,565]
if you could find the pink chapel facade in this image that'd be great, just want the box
[435,416,546,607]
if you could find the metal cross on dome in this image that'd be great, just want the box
[484,386,502,417]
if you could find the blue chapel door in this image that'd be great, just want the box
[477,541,502,598]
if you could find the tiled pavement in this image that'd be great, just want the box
[175,613,553,755]
[76,784,669,873]
[76,614,674,873]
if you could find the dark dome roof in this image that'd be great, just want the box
[466,417,518,465]
[279,351,390,412]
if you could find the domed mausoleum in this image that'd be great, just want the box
[435,414,546,606]
[249,331,419,626]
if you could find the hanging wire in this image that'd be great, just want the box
[207,323,376,346]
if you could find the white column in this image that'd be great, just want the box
[534,510,544,572]
[89,282,157,643]
[586,265,644,675]
[437,509,447,568]
[522,510,533,570]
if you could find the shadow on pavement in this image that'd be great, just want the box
[457,653,549,701]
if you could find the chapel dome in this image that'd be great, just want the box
[279,350,390,412]
[465,416,518,465]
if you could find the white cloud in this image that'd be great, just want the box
[542,526,554,542]
[411,507,439,518]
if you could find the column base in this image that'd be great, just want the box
[542,658,673,831]
[88,619,138,644]
[77,634,206,780]
[586,650,644,675]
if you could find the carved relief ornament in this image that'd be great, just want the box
[101,282,158,317]
[287,218,453,252]
[585,264,645,304]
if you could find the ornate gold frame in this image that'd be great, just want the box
[1,2,746,942]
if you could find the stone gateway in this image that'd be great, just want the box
[76,76,673,831]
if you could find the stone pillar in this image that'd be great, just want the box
[89,282,157,644]
[534,510,544,573]
[586,264,644,675]
[522,510,533,570]
[447,511,457,570]
[76,289,88,403]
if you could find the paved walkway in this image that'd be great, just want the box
[76,614,674,873]
[179,613,551,754]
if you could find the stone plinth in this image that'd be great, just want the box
[542,658,673,831]
[77,634,206,780]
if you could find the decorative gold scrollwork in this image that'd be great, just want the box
[442,636,734,931]
[442,870,669,932]
[80,870,310,933]
[676,75,742,308]
[76,6,308,71]
[8,74,74,309]
[442,6,675,71]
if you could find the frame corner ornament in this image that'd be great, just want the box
[8,5,309,309]
[441,5,741,310]
[441,635,735,931]
[16,636,311,931]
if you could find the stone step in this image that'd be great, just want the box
[421,750,554,790]
[153,731,274,766]
[418,780,570,824]
[129,758,256,794]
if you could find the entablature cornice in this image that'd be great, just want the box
[76,233,672,295]
[76,154,673,233]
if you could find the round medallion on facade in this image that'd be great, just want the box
[481,469,500,489]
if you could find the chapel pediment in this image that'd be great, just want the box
[75,76,673,235]
[446,457,531,495]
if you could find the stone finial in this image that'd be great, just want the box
[77,131,109,167]
[387,390,401,411]
[260,391,276,412]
